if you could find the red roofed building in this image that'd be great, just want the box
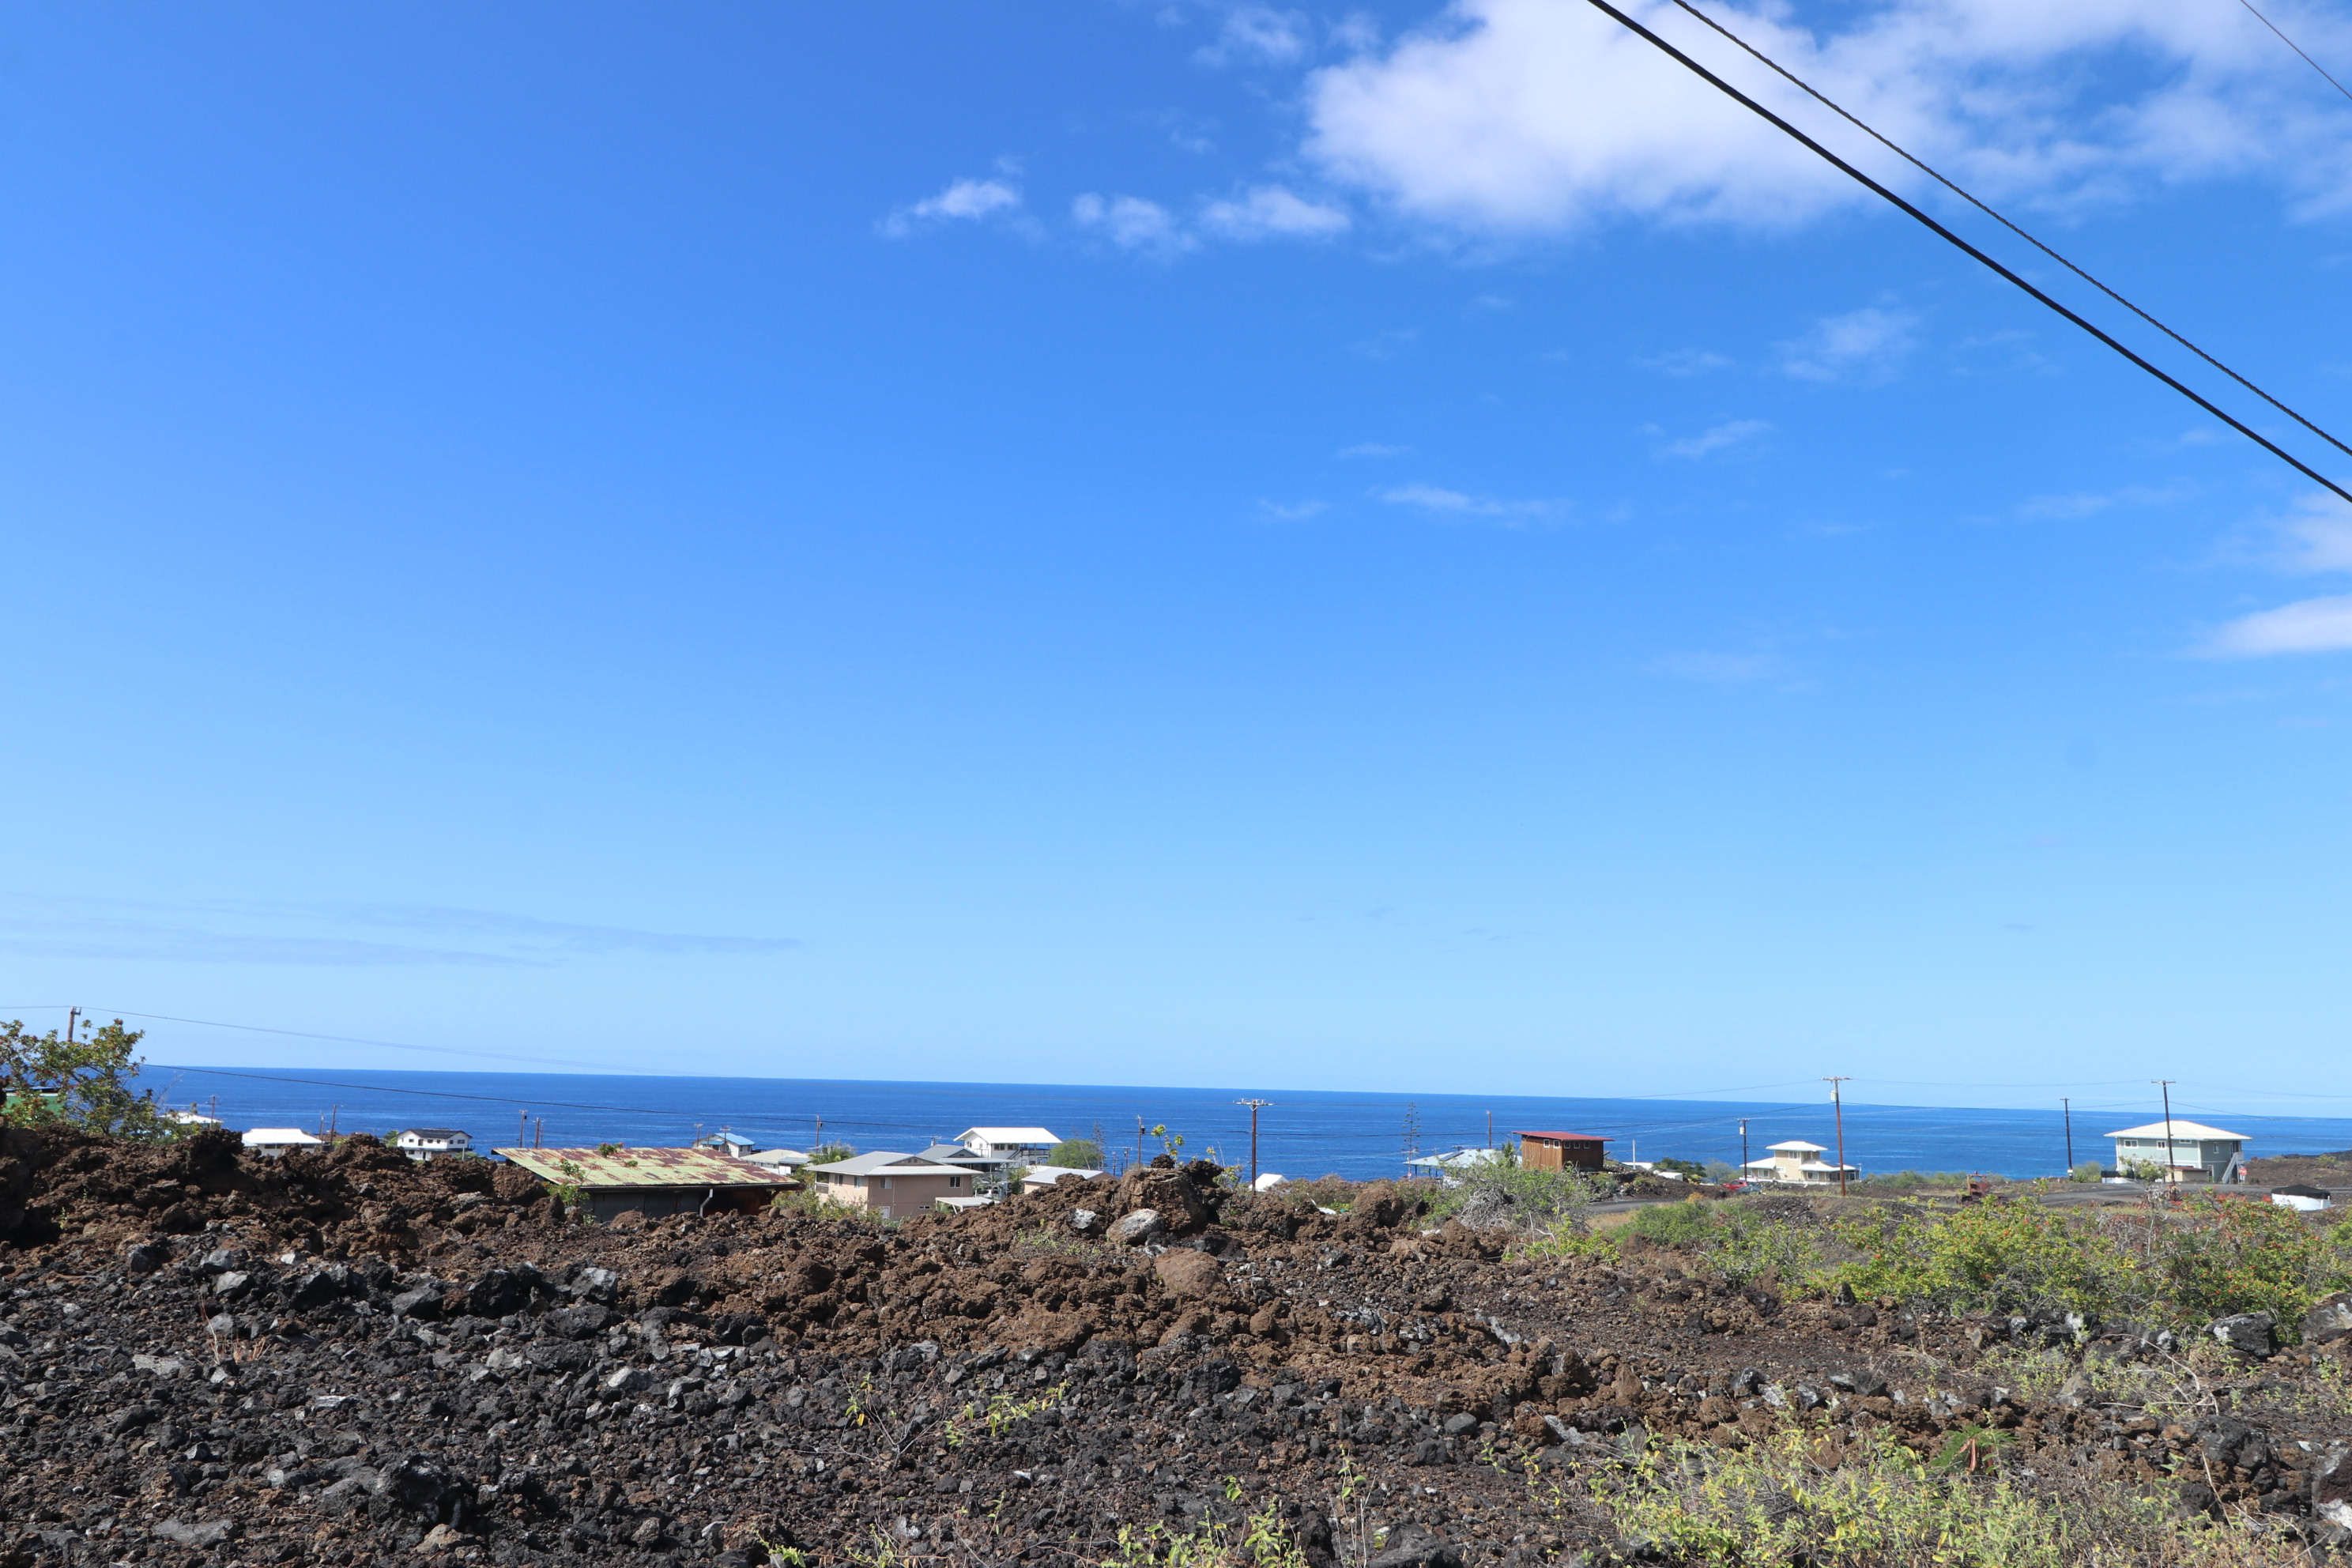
[1515,1131,1608,1173]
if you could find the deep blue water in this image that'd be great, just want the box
[130,1064,2352,1182]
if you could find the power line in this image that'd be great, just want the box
[2232,0,2352,104]
[1671,0,2352,465]
[1577,0,2352,507]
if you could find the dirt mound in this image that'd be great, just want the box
[3,1139,2348,1567]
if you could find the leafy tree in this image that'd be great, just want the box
[2068,1160,2105,1183]
[805,1142,856,1165]
[0,1017,180,1140]
[1046,1138,1102,1168]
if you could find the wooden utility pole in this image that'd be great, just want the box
[1235,1100,1271,1186]
[2061,1098,2074,1174]
[2155,1080,2177,1189]
[65,1007,79,1046]
[519,1110,529,1144]
[1136,1115,1145,1172]
[1824,1078,1851,1196]
[1740,1118,1749,1180]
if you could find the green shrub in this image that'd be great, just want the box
[1629,1201,1716,1247]
[1046,1138,1102,1167]
[2069,1161,2105,1182]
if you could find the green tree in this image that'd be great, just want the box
[1046,1138,1102,1168]
[0,1017,180,1140]
[805,1142,856,1165]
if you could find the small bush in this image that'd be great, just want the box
[2069,1161,2105,1182]
[1628,1201,1716,1247]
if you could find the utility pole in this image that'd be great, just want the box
[1740,1118,1749,1180]
[1824,1078,1851,1197]
[2061,1098,2074,1174]
[1136,1115,1145,1173]
[2155,1080,2177,1189]
[534,1117,544,1148]
[65,1007,79,1046]
[518,1110,528,1144]
[1486,1110,1493,1152]
[1236,1100,1271,1187]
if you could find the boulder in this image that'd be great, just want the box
[1069,1208,1102,1235]
[1113,1168,1211,1234]
[152,1519,236,1547]
[1152,1251,1222,1298]
[2209,1312,2277,1358]
[123,1241,171,1275]
[2305,1292,2352,1347]
[2312,1444,2352,1532]
[1108,1209,1164,1246]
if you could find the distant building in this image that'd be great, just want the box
[808,1152,977,1219]
[1515,1131,1608,1173]
[243,1128,326,1159]
[1742,1140,1858,1186]
[2106,1121,2248,1183]
[1407,1148,1506,1184]
[496,1146,797,1223]
[166,1109,223,1129]
[1020,1166,1105,1192]
[954,1127,1060,1162]
[394,1128,473,1162]
[692,1131,760,1153]
[740,1148,810,1170]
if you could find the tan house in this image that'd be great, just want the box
[1742,1139,1858,1185]
[807,1152,978,1219]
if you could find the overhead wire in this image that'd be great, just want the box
[2230,0,2352,103]
[1574,0,2352,507]
[1669,0,2352,465]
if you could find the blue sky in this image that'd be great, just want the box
[5,0,2352,1110]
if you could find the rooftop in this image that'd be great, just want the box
[495,1147,798,1189]
[808,1152,962,1178]
[2106,1120,2248,1142]
[1513,1130,1609,1142]
[1766,1140,1827,1152]
[955,1126,1060,1145]
[401,1128,466,1140]
[243,1128,323,1144]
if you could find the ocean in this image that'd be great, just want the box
[129,1063,2352,1181]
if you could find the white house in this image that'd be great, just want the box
[243,1128,325,1159]
[2106,1120,2249,1183]
[1405,1148,1507,1185]
[394,1128,473,1162]
[954,1126,1060,1162]
[1742,1140,1859,1186]
[166,1109,223,1129]
[741,1147,810,1170]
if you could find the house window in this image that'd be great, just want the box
[882,1177,894,1190]
[949,1175,963,1189]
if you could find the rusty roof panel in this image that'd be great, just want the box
[495,1147,800,1189]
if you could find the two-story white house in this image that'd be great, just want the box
[954,1126,1061,1163]
[394,1127,474,1162]
[2106,1120,2248,1183]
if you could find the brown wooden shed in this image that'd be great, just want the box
[1516,1131,1608,1172]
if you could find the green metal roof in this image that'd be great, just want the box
[496,1146,801,1190]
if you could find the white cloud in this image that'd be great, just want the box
[1657,417,1772,459]
[1637,348,1733,375]
[1200,185,1353,239]
[1301,0,2352,236]
[1072,193,1196,257]
[2016,481,2191,520]
[1651,651,1785,682]
[1199,6,1311,66]
[2207,594,2352,656]
[2275,492,2352,572]
[1375,482,1562,521]
[878,177,1023,238]
[1781,307,1917,383]
[1258,497,1329,519]
[2200,494,2352,655]
[1338,441,1410,458]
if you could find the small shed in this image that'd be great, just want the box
[1516,1132,1608,1173]
[496,1146,798,1223]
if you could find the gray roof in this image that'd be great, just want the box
[808,1152,956,1178]
[916,1144,993,1164]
